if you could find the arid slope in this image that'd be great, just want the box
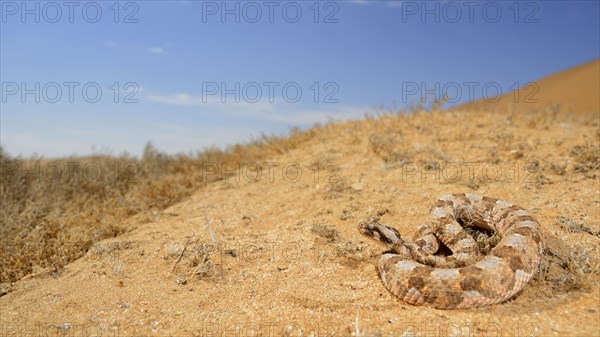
[0,62,599,336]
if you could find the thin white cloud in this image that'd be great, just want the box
[147,93,277,115]
[2,92,367,157]
[150,47,164,54]
[147,93,198,105]
[146,92,367,125]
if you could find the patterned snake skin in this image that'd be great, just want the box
[358,193,543,309]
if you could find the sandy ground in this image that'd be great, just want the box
[1,107,599,336]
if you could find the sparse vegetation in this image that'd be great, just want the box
[0,103,598,336]
[570,143,600,177]
[311,223,340,243]
[0,128,318,284]
[1,101,598,337]
[5,103,595,290]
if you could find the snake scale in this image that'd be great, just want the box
[358,193,543,309]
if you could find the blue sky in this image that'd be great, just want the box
[1,0,599,157]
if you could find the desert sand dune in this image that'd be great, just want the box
[456,58,599,116]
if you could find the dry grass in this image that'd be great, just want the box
[365,107,600,189]
[1,104,599,335]
[0,128,318,284]
[1,104,598,300]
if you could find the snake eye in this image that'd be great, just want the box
[357,222,372,229]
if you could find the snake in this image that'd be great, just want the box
[358,193,543,309]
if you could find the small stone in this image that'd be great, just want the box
[351,182,364,191]
[0,283,11,296]
[56,323,70,330]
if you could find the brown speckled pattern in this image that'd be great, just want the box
[358,193,543,309]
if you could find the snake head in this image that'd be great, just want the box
[357,220,404,248]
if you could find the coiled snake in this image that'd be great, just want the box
[358,193,543,309]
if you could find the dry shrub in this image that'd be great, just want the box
[534,235,598,295]
[311,223,340,243]
[0,127,317,284]
[569,143,600,177]
[368,134,400,163]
